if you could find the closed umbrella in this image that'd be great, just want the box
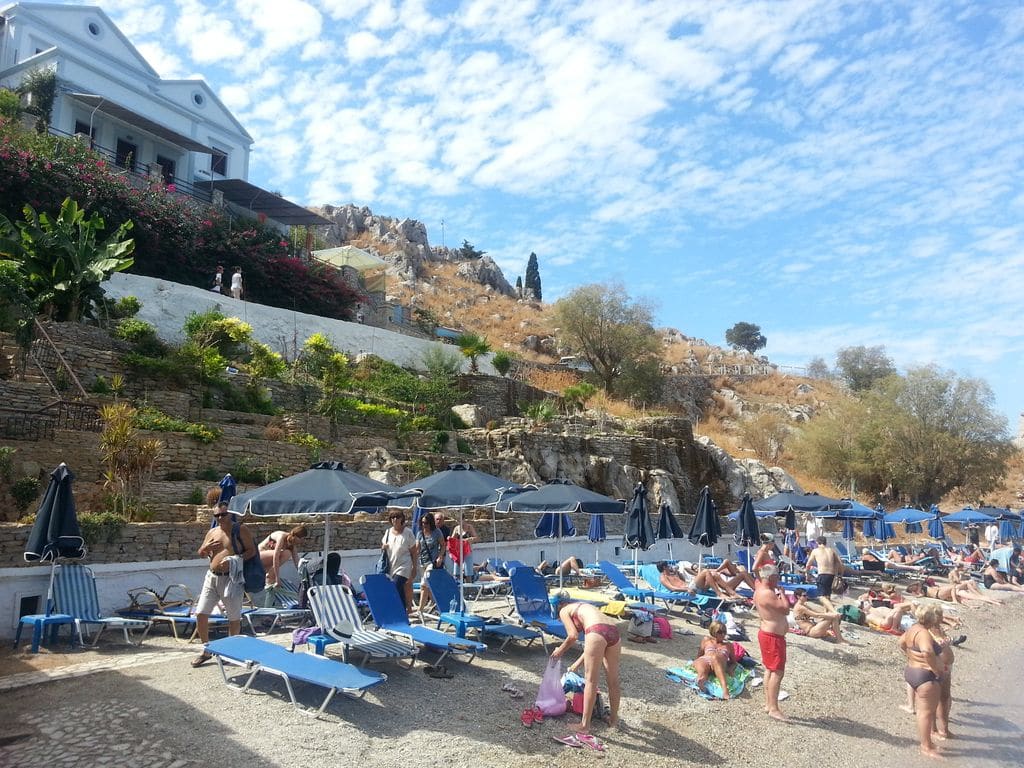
[218,473,237,504]
[999,519,1016,542]
[24,463,86,614]
[863,517,876,539]
[734,493,760,568]
[657,501,685,561]
[842,518,856,541]
[688,486,720,569]
[229,461,401,586]
[587,513,607,566]
[623,483,656,580]
[928,515,945,541]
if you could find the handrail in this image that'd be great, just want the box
[30,319,89,399]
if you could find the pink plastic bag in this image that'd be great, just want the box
[536,657,568,716]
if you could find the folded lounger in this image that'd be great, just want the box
[204,635,386,718]
[426,568,541,651]
[362,573,486,665]
[306,584,418,665]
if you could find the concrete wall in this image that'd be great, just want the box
[105,273,498,375]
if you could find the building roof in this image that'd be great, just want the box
[210,179,332,226]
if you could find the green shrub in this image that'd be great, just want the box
[492,350,514,376]
[90,375,110,394]
[78,511,125,545]
[113,295,141,319]
[197,467,221,481]
[133,405,220,443]
[231,458,285,485]
[247,341,286,380]
[403,414,443,432]
[218,380,278,415]
[10,476,40,511]
[431,431,450,453]
[0,446,14,482]
[187,486,204,505]
[456,437,473,454]
[285,432,329,461]
[123,351,187,382]
[164,470,187,481]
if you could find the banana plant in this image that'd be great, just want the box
[12,197,135,321]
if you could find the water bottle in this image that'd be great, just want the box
[449,598,458,614]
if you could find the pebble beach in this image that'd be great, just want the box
[1,588,1022,768]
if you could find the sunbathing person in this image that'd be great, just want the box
[791,589,846,643]
[692,621,737,699]
[906,578,1003,606]
[713,559,757,591]
[861,549,924,571]
[981,559,1024,592]
[752,533,780,572]
[656,561,736,598]
[860,598,917,633]
[954,543,985,569]
[539,556,584,577]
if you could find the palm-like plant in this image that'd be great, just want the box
[455,332,491,373]
[4,197,134,321]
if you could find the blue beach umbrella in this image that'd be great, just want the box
[657,501,685,561]
[928,514,945,541]
[753,491,852,513]
[218,473,237,504]
[688,486,721,567]
[587,513,607,565]
[999,520,1016,542]
[842,518,855,540]
[623,483,656,577]
[941,507,996,526]
[863,517,876,539]
[734,493,761,568]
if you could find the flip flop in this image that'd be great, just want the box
[423,665,454,679]
[553,734,582,748]
[521,708,534,728]
[531,707,544,724]
[190,653,212,668]
[575,733,606,752]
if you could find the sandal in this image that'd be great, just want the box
[521,708,534,728]
[190,652,212,668]
[531,707,544,724]
[553,734,582,748]
[575,733,606,752]
[423,665,454,679]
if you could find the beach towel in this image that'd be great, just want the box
[666,662,753,700]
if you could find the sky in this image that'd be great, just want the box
[92,0,1023,432]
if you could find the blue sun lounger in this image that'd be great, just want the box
[598,560,658,602]
[508,567,569,649]
[306,584,418,665]
[635,564,718,613]
[362,574,486,665]
[54,564,152,646]
[426,569,541,651]
[204,635,386,718]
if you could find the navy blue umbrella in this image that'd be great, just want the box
[733,494,760,548]
[218,473,237,504]
[498,478,621,587]
[230,461,402,586]
[928,514,945,541]
[999,519,1016,542]
[754,491,852,513]
[657,501,685,560]
[688,486,721,568]
[623,483,656,576]
[863,517,876,539]
[884,507,933,525]
[24,464,86,614]
[813,499,876,519]
[842,518,856,540]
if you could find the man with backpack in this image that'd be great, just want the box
[190,502,258,667]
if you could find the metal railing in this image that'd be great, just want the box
[0,398,101,440]
[27,319,88,399]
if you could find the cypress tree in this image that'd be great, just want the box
[524,252,542,300]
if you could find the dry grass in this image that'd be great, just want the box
[524,368,580,395]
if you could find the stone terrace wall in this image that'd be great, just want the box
[457,375,553,423]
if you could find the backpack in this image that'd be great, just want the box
[652,616,672,638]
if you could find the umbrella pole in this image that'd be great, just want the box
[557,513,563,591]
[459,509,466,613]
[45,560,57,615]
[323,517,331,587]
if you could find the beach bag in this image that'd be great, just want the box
[377,530,392,575]
[837,604,864,625]
[231,523,266,593]
[652,616,672,639]
[536,657,567,716]
[629,611,653,638]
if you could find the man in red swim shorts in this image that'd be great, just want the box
[754,564,791,721]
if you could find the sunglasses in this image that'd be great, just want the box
[213,512,230,518]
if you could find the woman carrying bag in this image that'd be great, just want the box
[416,512,446,615]
[381,511,417,613]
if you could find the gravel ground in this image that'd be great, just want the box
[1,589,1022,768]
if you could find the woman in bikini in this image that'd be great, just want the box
[898,603,947,759]
[551,594,621,748]
[791,589,846,643]
[258,525,307,587]
[693,621,736,698]
[752,533,779,573]
[981,559,1024,592]
[907,578,1002,606]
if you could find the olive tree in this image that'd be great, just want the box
[552,281,662,398]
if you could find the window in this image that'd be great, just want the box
[115,139,136,172]
[192,92,205,107]
[210,149,227,176]
[73,120,96,140]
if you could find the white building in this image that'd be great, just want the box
[0,2,327,227]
